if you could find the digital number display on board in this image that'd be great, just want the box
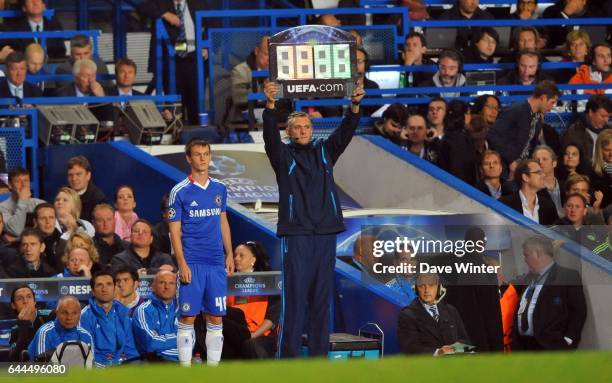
[269,25,357,99]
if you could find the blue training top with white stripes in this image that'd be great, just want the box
[168,176,227,265]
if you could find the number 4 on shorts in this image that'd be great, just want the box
[215,296,226,311]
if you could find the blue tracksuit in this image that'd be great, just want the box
[132,296,179,361]
[28,319,94,361]
[80,298,140,366]
[263,108,360,357]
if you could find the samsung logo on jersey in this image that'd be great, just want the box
[189,208,222,218]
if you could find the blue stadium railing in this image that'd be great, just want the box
[155,19,177,96]
[0,30,102,58]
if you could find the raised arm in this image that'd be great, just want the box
[262,81,283,172]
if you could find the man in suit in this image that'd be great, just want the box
[137,0,219,125]
[9,0,66,59]
[512,235,587,350]
[54,35,111,89]
[0,51,43,100]
[55,58,114,123]
[488,80,561,178]
[499,159,559,225]
[397,273,471,355]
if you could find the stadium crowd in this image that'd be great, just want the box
[0,0,610,366]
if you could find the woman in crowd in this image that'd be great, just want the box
[197,241,279,359]
[56,236,101,278]
[114,185,138,241]
[54,186,94,240]
[472,94,501,128]
[591,130,612,209]
[556,143,591,183]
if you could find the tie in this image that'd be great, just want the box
[519,112,539,160]
[34,24,41,43]
[175,1,187,57]
[519,272,540,333]
[14,86,23,99]
[428,305,439,322]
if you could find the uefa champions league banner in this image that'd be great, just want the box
[269,25,358,99]
[0,273,282,303]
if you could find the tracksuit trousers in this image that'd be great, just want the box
[277,234,336,358]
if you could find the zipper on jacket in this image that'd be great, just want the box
[330,192,338,216]
[289,194,294,221]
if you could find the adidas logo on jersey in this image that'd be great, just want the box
[190,200,199,207]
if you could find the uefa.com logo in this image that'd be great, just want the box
[285,82,345,95]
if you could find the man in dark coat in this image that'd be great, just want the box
[398,273,471,355]
[8,0,66,59]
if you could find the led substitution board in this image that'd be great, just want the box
[269,25,357,99]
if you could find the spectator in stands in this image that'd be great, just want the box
[499,159,559,225]
[438,0,494,50]
[228,36,276,123]
[543,0,595,48]
[137,0,212,126]
[512,0,538,21]
[532,145,564,217]
[356,47,380,117]
[438,100,478,185]
[397,272,470,355]
[0,51,43,100]
[114,185,138,241]
[569,43,612,97]
[488,80,561,178]
[316,13,341,27]
[0,167,44,237]
[27,295,93,362]
[107,58,142,97]
[114,265,145,317]
[92,203,126,266]
[66,156,106,222]
[401,32,433,87]
[9,0,66,59]
[463,27,499,64]
[554,30,591,82]
[349,234,377,275]
[426,97,447,140]
[111,219,175,275]
[476,150,515,199]
[498,50,550,94]
[55,34,110,88]
[591,129,612,209]
[465,114,490,158]
[56,245,97,278]
[24,43,51,95]
[205,241,279,359]
[402,113,439,163]
[565,173,605,224]
[399,0,429,21]
[8,284,54,362]
[472,94,501,128]
[556,143,591,183]
[418,50,466,98]
[133,270,179,361]
[373,103,406,146]
[348,30,362,47]
[152,193,171,256]
[6,227,55,278]
[33,202,65,272]
[562,94,611,162]
[502,26,544,65]
[553,193,603,250]
[80,270,140,366]
[512,236,587,350]
[54,186,95,240]
[56,58,105,98]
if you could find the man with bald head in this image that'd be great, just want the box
[133,270,179,361]
[228,36,270,122]
[27,295,94,361]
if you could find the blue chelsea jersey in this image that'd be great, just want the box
[168,176,227,265]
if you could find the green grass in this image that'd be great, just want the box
[7,351,612,383]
